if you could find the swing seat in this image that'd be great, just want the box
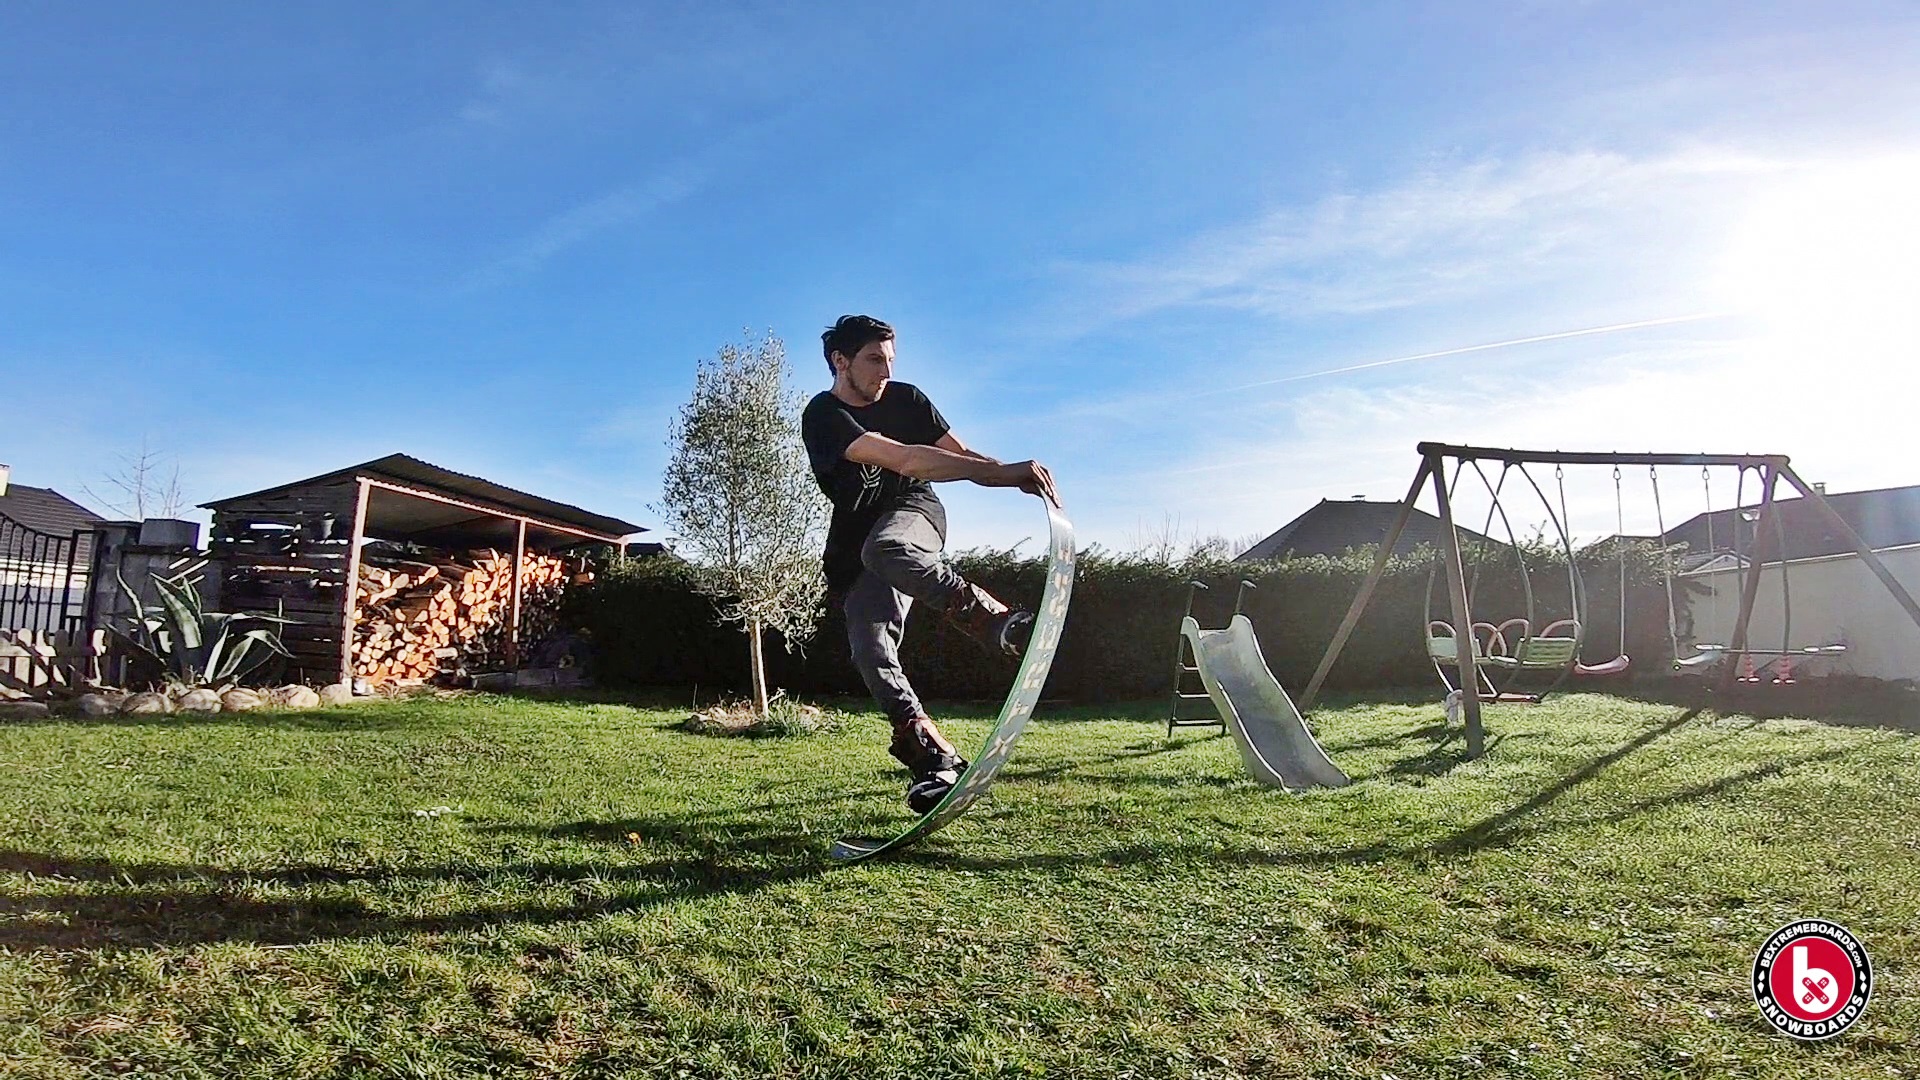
[1673,646,1727,668]
[1479,618,1580,671]
[1427,621,1498,664]
[1574,654,1631,677]
[1482,641,1578,670]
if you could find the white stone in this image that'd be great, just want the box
[221,688,265,712]
[318,683,353,706]
[277,685,321,709]
[78,693,118,718]
[176,688,222,713]
[120,692,173,715]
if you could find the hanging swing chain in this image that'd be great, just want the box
[1548,464,1580,637]
[1469,460,1530,654]
[1466,460,1513,612]
[1772,468,1793,656]
[1613,466,1627,656]
[1652,466,1682,660]
[1733,465,1750,610]
[1702,466,1715,556]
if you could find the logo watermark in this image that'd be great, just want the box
[1752,919,1871,1041]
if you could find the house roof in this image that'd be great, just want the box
[1662,481,1920,561]
[202,453,645,540]
[0,483,105,540]
[1235,498,1497,561]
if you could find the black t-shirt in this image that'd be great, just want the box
[802,382,951,591]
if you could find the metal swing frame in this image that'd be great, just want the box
[1298,443,1920,759]
[1421,457,1619,705]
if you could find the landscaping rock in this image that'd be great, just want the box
[514,668,558,688]
[78,693,118,718]
[275,685,321,709]
[176,688,223,713]
[221,688,265,712]
[0,701,50,720]
[319,683,353,706]
[121,692,173,715]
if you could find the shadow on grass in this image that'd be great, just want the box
[0,704,457,733]
[902,714,1866,877]
[0,805,848,952]
[1618,675,1920,733]
[0,696,1870,952]
[0,723,1246,952]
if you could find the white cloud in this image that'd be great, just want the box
[461,167,706,289]
[1044,146,1785,337]
[458,61,542,127]
[981,147,1920,554]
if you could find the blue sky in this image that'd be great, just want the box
[4,1,1917,554]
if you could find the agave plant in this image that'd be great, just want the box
[111,569,295,689]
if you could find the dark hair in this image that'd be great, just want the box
[821,315,894,373]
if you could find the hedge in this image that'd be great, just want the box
[565,541,1682,704]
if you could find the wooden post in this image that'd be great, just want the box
[1431,454,1485,758]
[1723,465,1779,688]
[1300,456,1433,710]
[1780,466,1920,634]
[338,479,371,686]
[508,518,527,669]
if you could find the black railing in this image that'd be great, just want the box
[0,513,90,634]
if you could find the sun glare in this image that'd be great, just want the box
[1713,154,1920,353]
[1702,153,1920,463]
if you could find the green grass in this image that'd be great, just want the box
[2,690,1916,1078]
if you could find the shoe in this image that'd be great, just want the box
[906,766,963,814]
[890,715,971,813]
[947,583,1034,657]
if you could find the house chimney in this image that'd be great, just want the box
[1813,482,1826,494]
[0,464,10,497]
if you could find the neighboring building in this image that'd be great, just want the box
[1665,482,1920,682]
[1662,482,1920,562]
[0,464,107,634]
[0,466,106,540]
[1235,497,1499,562]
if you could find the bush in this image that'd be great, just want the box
[682,696,848,738]
[569,543,1681,704]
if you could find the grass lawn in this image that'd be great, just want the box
[2,689,1916,1078]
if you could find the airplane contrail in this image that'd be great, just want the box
[1204,311,1729,397]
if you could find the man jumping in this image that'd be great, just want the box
[802,314,1060,813]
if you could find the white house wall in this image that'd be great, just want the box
[1683,542,1920,681]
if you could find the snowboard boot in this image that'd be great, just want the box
[889,715,971,814]
[944,582,1035,658]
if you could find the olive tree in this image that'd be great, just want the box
[657,330,826,714]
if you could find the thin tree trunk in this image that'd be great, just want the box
[748,617,769,716]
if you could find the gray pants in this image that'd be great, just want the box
[844,510,967,727]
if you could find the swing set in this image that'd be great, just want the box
[1299,442,1920,759]
[1421,455,1632,705]
[1652,464,1849,679]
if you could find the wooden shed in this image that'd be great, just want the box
[202,455,643,686]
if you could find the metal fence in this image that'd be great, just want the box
[0,512,92,635]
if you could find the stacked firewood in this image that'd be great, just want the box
[350,549,572,682]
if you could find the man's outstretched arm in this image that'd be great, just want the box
[935,431,998,465]
[845,433,1060,506]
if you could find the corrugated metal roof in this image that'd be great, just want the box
[202,453,645,539]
